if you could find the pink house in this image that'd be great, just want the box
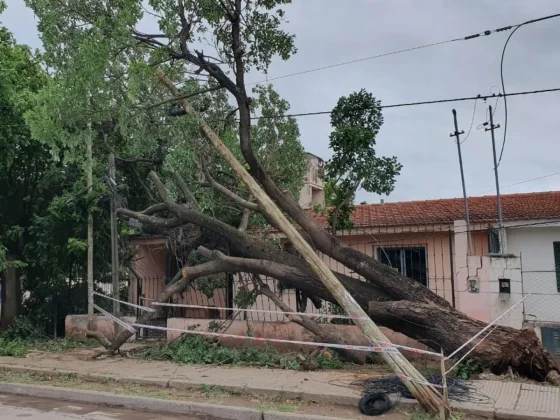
[126,189,560,354]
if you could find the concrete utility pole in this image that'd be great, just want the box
[109,152,120,334]
[450,109,473,256]
[485,105,505,253]
[86,105,94,330]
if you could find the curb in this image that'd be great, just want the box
[0,364,360,406]
[0,382,261,420]
[0,381,368,420]
[2,365,545,419]
[495,409,560,420]
[263,412,345,420]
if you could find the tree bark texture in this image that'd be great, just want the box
[252,274,365,365]
[368,301,556,381]
[107,260,232,354]
[0,265,21,331]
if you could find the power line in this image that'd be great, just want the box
[459,97,479,144]
[497,12,560,168]
[476,171,560,195]
[248,12,560,86]
[247,86,560,120]
[3,85,560,130]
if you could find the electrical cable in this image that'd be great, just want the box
[459,97,479,144]
[247,12,560,86]
[476,171,560,195]
[243,86,560,121]
[497,12,560,167]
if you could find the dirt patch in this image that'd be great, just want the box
[0,370,484,420]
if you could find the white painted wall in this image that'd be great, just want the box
[507,224,560,323]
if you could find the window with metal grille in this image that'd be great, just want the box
[488,228,501,254]
[377,247,428,286]
[554,242,560,292]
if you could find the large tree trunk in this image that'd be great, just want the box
[0,264,21,331]
[368,301,556,382]
[107,260,232,354]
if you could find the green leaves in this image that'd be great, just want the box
[324,89,403,231]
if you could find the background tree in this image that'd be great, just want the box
[322,89,402,233]
[0,18,53,329]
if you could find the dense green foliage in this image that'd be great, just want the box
[0,0,400,340]
[323,89,402,231]
[138,332,343,370]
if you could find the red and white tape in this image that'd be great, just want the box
[149,302,441,356]
[133,323,405,354]
[93,304,137,333]
[151,301,368,320]
[94,292,158,313]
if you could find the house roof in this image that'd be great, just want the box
[309,191,560,228]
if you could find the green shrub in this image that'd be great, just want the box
[0,338,28,357]
[1,316,44,341]
[455,358,483,379]
[139,334,302,370]
[316,352,344,369]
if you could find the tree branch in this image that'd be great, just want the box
[199,160,259,211]
[146,85,223,110]
[251,275,364,365]
[238,193,254,232]
[141,203,168,215]
[107,258,232,354]
[172,171,200,211]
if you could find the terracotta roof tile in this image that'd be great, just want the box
[309,191,560,228]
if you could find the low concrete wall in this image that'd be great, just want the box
[167,318,429,360]
[65,315,137,341]
[65,315,430,360]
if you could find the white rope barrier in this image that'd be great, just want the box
[445,325,498,374]
[132,322,442,357]
[150,301,368,320]
[94,291,158,312]
[93,304,137,333]
[133,322,401,354]
[445,293,531,360]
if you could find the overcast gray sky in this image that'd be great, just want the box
[3,0,560,203]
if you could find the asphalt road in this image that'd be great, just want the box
[0,394,213,419]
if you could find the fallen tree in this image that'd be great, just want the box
[32,0,558,385]
[110,166,558,383]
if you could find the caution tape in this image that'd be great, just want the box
[93,304,137,333]
[149,302,441,357]
[93,291,158,313]
[151,301,369,320]
[133,323,407,354]
[94,297,441,358]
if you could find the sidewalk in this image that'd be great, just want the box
[0,350,559,419]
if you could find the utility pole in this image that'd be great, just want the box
[450,109,473,255]
[485,105,505,253]
[109,152,120,334]
[86,99,94,330]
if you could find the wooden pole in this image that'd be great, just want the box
[156,68,443,414]
[440,349,450,420]
[86,101,94,330]
[109,152,120,336]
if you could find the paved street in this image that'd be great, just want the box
[0,394,210,420]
